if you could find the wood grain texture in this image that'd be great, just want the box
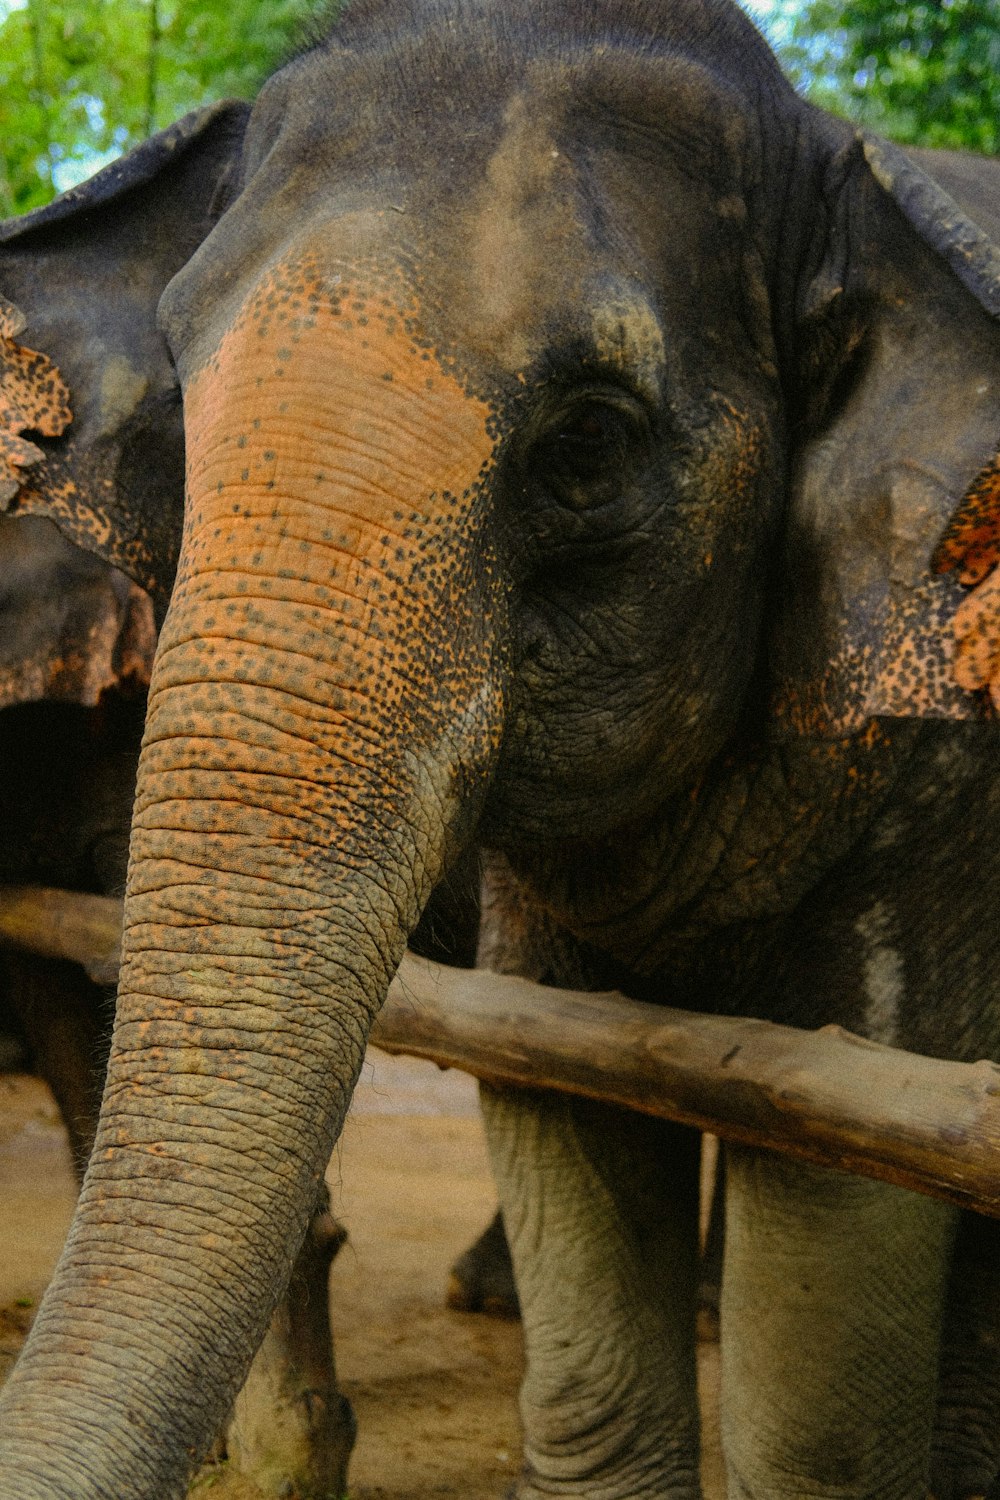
[2,883,1000,1215]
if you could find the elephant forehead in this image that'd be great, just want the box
[447,91,652,380]
[181,250,497,538]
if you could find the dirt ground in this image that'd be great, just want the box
[0,1053,725,1499]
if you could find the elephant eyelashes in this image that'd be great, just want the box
[534,393,651,511]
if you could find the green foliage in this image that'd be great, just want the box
[0,0,318,218]
[770,0,1000,151]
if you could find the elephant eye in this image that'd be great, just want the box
[534,394,650,510]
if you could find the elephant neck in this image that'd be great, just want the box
[486,721,920,1004]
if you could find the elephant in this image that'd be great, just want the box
[0,0,1000,1495]
[450,134,1000,1333]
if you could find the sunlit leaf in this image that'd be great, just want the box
[0,0,318,217]
[766,0,1000,151]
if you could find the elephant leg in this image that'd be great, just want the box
[480,1084,702,1500]
[0,952,109,1174]
[722,1147,957,1500]
[227,1183,356,1499]
[446,1208,520,1318]
[931,1209,1000,1500]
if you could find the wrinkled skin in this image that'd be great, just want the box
[452,138,1000,1336]
[1,2,1000,1498]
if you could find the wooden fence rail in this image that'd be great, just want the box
[2,883,1000,1216]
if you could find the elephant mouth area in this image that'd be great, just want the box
[480,667,739,849]
[477,744,680,852]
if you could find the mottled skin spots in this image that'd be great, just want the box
[935,453,1000,586]
[0,101,249,613]
[774,572,975,738]
[950,569,1000,709]
[0,300,157,708]
[773,433,997,738]
[160,247,504,861]
[934,453,1000,710]
[69,244,509,1494]
[0,295,72,507]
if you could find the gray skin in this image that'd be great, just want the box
[454,142,1000,1335]
[0,507,471,1492]
[0,1,999,1498]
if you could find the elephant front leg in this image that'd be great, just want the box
[226,1185,356,1499]
[931,1210,1000,1500]
[480,1084,703,1500]
[721,1147,957,1500]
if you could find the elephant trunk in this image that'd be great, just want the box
[0,251,504,1498]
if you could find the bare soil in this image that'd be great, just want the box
[0,1054,724,1499]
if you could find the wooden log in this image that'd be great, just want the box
[0,883,121,983]
[374,958,1000,1216]
[2,884,1000,1216]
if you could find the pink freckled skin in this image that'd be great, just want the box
[952,567,1000,710]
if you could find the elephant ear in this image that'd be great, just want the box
[771,132,1000,736]
[0,100,250,620]
[0,513,156,711]
[931,438,1000,710]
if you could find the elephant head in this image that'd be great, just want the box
[1,1,999,1494]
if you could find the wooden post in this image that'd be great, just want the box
[1,884,1000,1216]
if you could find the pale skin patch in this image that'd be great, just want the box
[854,899,903,1046]
[97,357,150,440]
[461,93,582,373]
[589,287,666,404]
[457,86,672,401]
[460,99,670,397]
